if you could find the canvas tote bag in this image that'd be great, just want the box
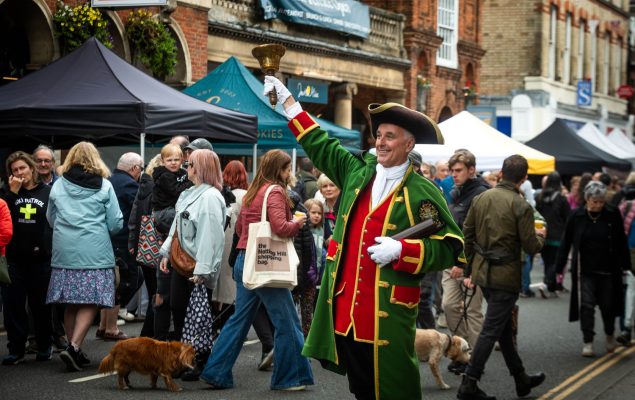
[242,185,299,290]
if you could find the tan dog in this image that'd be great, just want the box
[98,337,195,392]
[414,329,470,390]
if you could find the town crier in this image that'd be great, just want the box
[264,76,465,400]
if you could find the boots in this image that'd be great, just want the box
[513,371,546,397]
[457,375,496,400]
[181,351,210,381]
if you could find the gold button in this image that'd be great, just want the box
[356,290,361,294]
[362,242,366,245]
[359,267,363,270]
[358,278,362,282]
[360,254,364,258]
[355,302,359,306]
[364,229,368,233]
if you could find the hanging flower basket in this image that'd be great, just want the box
[125,9,177,80]
[53,1,113,54]
[416,74,432,91]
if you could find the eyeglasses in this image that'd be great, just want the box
[35,159,53,164]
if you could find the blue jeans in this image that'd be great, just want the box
[521,254,533,293]
[200,251,314,389]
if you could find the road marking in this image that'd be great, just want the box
[68,372,116,383]
[537,346,635,400]
[243,339,260,346]
[551,346,635,400]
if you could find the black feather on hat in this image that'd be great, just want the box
[368,103,444,144]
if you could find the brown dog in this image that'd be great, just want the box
[98,337,195,391]
[414,329,470,390]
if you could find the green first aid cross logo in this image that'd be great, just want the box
[20,203,37,220]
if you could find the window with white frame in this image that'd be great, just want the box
[548,6,557,80]
[602,34,610,94]
[437,0,458,68]
[577,19,585,80]
[590,22,598,91]
[563,13,572,84]
[613,38,622,93]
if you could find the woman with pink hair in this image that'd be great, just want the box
[159,149,226,347]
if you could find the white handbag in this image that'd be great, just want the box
[242,185,299,290]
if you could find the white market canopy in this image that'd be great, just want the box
[577,123,635,165]
[414,111,555,174]
[607,128,635,156]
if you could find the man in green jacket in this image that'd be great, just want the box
[458,155,546,400]
[264,76,465,400]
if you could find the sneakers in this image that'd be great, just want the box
[616,330,632,346]
[60,346,83,372]
[582,342,594,357]
[77,349,90,366]
[281,385,306,391]
[606,335,617,353]
[258,350,274,371]
[118,309,135,322]
[53,336,68,353]
[36,347,53,361]
[2,354,25,366]
[116,319,126,326]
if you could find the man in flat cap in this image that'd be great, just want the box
[264,77,465,400]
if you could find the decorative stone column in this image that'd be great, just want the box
[334,83,358,129]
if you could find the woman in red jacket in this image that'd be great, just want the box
[0,197,12,259]
[200,149,314,391]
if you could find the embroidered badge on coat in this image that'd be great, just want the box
[419,200,444,227]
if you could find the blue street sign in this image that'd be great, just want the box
[577,80,593,107]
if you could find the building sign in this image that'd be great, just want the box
[91,1,168,7]
[617,85,634,99]
[466,106,498,129]
[576,80,593,107]
[259,0,370,39]
[287,77,329,104]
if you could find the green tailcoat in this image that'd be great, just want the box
[291,112,464,400]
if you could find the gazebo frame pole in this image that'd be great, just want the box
[252,143,258,175]
[140,132,146,164]
[292,148,297,174]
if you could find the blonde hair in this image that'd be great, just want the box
[62,142,110,177]
[160,143,182,160]
[189,149,222,190]
[317,173,335,189]
[145,154,163,177]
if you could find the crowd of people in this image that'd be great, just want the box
[0,77,634,400]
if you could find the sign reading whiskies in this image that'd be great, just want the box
[91,0,168,7]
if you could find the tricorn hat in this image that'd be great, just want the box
[368,103,444,144]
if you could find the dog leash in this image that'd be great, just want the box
[450,283,476,335]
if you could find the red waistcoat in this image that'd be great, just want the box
[334,182,393,342]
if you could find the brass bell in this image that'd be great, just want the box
[252,44,286,108]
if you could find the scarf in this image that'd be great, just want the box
[371,160,409,208]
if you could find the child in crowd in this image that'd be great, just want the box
[151,144,192,341]
[152,144,192,215]
[305,199,326,294]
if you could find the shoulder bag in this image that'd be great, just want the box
[242,185,299,290]
[170,229,196,278]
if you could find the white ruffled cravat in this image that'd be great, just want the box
[371,160,409,208]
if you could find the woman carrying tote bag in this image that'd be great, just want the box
[200,149,314,392]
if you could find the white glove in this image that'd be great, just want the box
[367,237,402,266]
[263,76,303,119]
[263,76,292,105]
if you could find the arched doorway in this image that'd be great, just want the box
[165,20,191,88]
[438,106,453,123]
[0,0,56,85]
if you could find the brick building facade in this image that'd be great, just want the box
[479,0,632,140]
[364,0,485,122]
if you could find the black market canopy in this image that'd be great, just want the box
[525,119,631,175]
[0,37,258,150]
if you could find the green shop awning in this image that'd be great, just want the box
[183,57,360,155]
